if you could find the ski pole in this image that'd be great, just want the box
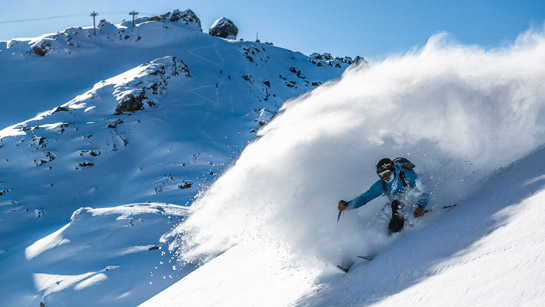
[334,209,343,235]
[423,204,457,213]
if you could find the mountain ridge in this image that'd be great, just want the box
[0,9,356,306]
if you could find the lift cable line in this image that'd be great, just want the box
[0,13,89,25]
[0,10,155,26]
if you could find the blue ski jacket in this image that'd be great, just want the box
[348,163,429,210]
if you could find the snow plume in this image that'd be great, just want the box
[172,27,545,267]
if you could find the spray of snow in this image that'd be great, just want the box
[171,27,545,268]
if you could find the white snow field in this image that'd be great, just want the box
[0,10,351,307]
[2,7,545,307]
[143,27,545,306]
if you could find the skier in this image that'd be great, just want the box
[337,158,429,234]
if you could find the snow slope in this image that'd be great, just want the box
[0,10,352,307]
[144,27,545,306]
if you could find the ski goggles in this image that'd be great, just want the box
[377,169,392,179]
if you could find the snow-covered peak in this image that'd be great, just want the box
[2,9,202,58]
[0,11,350,306]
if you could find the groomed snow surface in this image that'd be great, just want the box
[144,27,545,306]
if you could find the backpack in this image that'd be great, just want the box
[381,157,415,195]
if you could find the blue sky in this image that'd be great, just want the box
[1,0,544,59]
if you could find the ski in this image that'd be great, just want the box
[336,256,373,273]
[356,255,374,261]
[336,264,352,273]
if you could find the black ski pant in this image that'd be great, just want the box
[388,200,405,233]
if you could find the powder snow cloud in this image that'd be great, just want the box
[173,26,545,265]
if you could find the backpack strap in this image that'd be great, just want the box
[380,166,409,196]
[381,179,388,196]
[399,169,409,187]
[383,168,409,196]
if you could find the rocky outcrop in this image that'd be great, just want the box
[209,17,238,39]
[352,56,368,66]
[308,52,366,68]
[162,9,202,31]
[31,40,52,56]
[113,56,190,115]
[115,91,148,114]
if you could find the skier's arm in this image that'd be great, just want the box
[404,169,430,208]
[347,180,383,210]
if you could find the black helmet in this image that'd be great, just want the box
[376,158,395,179]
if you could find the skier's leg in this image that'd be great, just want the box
[387,200,405,233]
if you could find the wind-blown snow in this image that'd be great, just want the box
[175,27,545,263]
[25,224,70,260]
[152,26,545,305]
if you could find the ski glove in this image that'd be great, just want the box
[338,200,348,211]
[413,205,425,218]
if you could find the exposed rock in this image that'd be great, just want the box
[255,108,276,126]
[53,106,70,113]
[34,209,45,218]
[149,16,161,22]
[35,152,56,166]
[336,56,353,64]
[309,53,322,60]
[98,19,117,33]
[322,53,333,60]
[178,181,192,189]
[108,119,124,128]
[209,17,238,39]
[352,56,368,66]
[31,40,52,56]
[241,74,253,82]
[115,91,146,114]
[113,56,190,115]
[162,9,202,31]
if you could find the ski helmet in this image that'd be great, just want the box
[376,158,395,179]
